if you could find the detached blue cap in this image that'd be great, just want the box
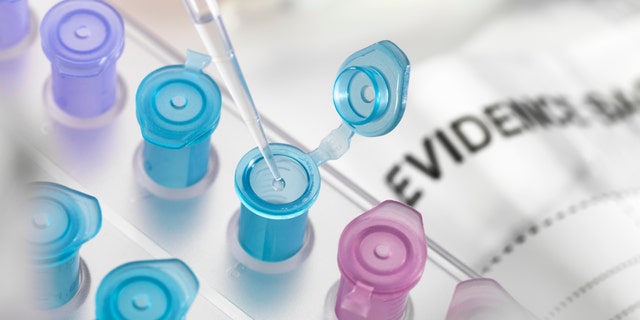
[28,182,101,309]
[137,50,222,149]
[333,40,409,137]
[96,259,199,320]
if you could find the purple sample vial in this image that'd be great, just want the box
[41,0,124,119]
[0,0,31,50]
[335,200,427,320]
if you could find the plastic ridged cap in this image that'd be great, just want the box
[337,200,427,294]
[0,0,30,50]
[445,279,534,320]
[137,50,222,149]
[96,259,199,320]
[333,40,410,137]
[40,0,124,76]
[28,182,101,264]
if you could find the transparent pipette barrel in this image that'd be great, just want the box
[234,143,320,262]
[183,0,283,185]
[0,0,30,50]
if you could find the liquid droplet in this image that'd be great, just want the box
[272,178,286,192]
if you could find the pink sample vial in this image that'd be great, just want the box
[446,278,534,320]
[335,200,427,320]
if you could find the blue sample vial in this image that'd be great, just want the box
[41,0,125,127]
[96,259,199,320]
[0,0,30,50]
[28,182,101,309]
[234,143,321,263]
[135,50,221,199]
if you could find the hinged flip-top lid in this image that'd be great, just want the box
[333,40,410,137]
[310,41,410,166]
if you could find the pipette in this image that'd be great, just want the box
[183,0,284,191]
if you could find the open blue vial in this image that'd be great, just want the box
[234,143,321,265]
[135,50,221,199]
[28,182,101,309]
[230,41,410,273]
[96,259,199,320]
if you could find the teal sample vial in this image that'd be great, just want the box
[28,182,101,310]
[135,50,222,199]
[96,259,199,320]
[233,143,321,268]
[229,40,410,273]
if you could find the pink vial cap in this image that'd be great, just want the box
[337,200,427,294]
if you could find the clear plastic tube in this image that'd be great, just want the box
[183,0,284,191]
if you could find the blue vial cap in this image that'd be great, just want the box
[40,0,124,77]
[28,182,101,265]
[137,50,222,149]
[333,40,409,137]
[96,259,199,320]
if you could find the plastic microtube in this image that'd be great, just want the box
[0,0,30,50]
[136,50,221,197]
[96,259,199,320]
[334,200,427,320]
[40,0,124,120]
[445,278,535,320]
[28,182,101,309]
[232,41,410,269]
[235,143,321,262]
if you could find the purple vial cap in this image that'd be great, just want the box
[337,200,427,293]
[40,0,124,76]
[0,0,31,50]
